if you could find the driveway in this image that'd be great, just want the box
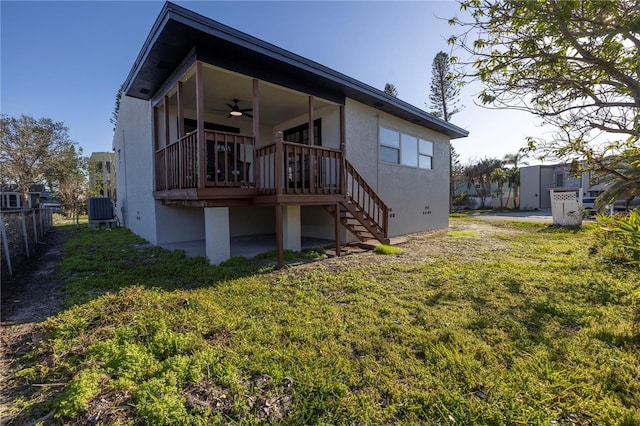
[470,209,554,223]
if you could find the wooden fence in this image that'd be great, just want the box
[1,207,55,277]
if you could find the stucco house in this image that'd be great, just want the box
[112,2,468,265]
[88,152,116,199]
[520,164,603,210]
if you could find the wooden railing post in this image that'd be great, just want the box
[339,105,346,196]
[253,79,260,186]
[275,131,284,195]
[196,61,205,189]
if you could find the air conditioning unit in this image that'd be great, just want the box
[87,197,114,220]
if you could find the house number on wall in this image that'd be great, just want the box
[422,205,431,215]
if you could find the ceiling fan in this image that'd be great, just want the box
[212,99,253,118]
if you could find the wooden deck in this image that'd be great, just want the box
[155,130,343,203]
[154,130,390,246]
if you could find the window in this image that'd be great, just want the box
[379,126,433,170]
[556,173,564,187]
[418,139,433,170]
[401,134,418,167]
[283,119,322,146]
[379,127,400,164]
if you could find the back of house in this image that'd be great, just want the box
[112,2,468,264]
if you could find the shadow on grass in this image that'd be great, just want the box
[59,226,323,307]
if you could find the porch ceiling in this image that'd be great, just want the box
[179,66,331,126]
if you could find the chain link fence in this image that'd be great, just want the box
[1,207,56,277]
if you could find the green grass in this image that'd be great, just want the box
[7,219,640,425]
[374,244,403,255]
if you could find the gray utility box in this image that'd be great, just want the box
[87,198,118,230]
[87,197,114,220]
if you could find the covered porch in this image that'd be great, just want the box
[151,60,346,201]
[149,60,388,265]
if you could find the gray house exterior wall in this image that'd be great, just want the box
[344,99,450,235]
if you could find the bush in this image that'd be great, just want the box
[595,210,640,264]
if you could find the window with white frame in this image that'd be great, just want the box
[379,126,400,164]
[379,126,433,170]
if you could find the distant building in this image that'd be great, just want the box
[0,184,45,209]
[519,164,604,210]
[89,152,116,199]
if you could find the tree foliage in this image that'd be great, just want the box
[463,157,502,208]
[110,84,124,131]
[596,147,640,208]
[383,83,398,98]
[449,0,639,200]
[449,144,462,212]
[0,114,85,206]
[428,51,462,121]
[502,151,528,209]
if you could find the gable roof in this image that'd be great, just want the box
[123,2,469,139]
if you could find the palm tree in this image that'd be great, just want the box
[464,158,502,208]
[491,167,507,208]
[503,151,529,209]
[595,148,640,209]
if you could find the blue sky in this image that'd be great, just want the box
[1,1,550,164]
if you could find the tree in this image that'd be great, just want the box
[449,0,639,201]
[111,83,124,131]
[48,145,88,209]
[383,83,398,98]
[428,51,464,212]
[491,167,506,208]
[595,148,640,209]
[449,144,462,212]
[428,51,461,122]
[0,114,83,206]
[464,157,502,208]
[502,151,529,209]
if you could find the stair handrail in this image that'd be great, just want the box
[343,159,389,238]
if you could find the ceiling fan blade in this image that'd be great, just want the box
[226,104,235,110]
[244,113,253,118]
[227,114,233,119]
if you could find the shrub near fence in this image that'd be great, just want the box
[0,207,54,277]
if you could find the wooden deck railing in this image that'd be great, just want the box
[256,134,342,195]
[155,132,198,190]
[344,159,389,238]
[204,131,255,188]
[154,130,388,240]
[155,130,255,191]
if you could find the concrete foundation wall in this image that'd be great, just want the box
[155,204,204,244]
[229,206,275,237]
[301,205,335,240]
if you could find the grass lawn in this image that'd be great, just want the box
[6,218,640,425]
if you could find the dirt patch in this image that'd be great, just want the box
[1,226,72,425]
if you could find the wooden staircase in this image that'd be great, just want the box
[325,159,390,245]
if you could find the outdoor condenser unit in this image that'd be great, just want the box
[87,197,114,220]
